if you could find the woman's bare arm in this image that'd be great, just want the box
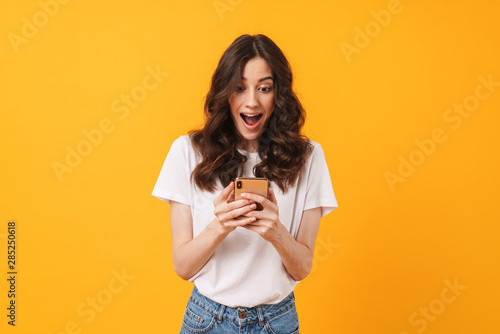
[170,181,257,280]
[240,188,322,281]
[271,207,322,281]
[170,202,228,280]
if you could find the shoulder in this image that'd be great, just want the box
[169,135,195,153]
[163,135,197,164]
[307,139,322,150]
[167,135,202,169]
[302,140,330,173]
[173,134,192,146]
[306,139,325,159]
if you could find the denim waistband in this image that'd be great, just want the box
[188,285,296,326]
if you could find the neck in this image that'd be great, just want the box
[238,139,258,153]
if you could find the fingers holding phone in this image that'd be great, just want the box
[234,177,269,211]
[239,185,282,243]
[213,181,257,231]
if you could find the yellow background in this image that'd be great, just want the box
[1,0,499,333]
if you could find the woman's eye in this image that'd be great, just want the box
[234,86,272,93]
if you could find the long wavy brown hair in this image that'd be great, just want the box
[189,34,312,193]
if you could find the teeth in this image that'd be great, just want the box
[242,114,259,117]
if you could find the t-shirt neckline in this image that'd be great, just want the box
[237,148,259,159]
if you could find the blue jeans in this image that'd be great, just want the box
[179,285,300,334]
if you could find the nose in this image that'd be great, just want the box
[245,90,259,108]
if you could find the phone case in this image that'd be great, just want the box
[234,177,269,211]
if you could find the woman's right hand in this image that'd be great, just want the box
[213,181,257,233]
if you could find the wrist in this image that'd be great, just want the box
[208,217,233,237]
[271,221,290,248]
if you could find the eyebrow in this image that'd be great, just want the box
[241,76,274,82]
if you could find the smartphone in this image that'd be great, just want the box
[234,177,269,211]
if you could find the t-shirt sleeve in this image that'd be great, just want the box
[151,136,192,206]
[303,143,338,217]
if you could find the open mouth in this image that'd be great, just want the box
[240,113,263,127]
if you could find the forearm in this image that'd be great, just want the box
[271,223,313,281]
[173,218,229,280]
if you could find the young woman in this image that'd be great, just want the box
[152,34,338,334]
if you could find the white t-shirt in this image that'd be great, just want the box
[152,135,338,307]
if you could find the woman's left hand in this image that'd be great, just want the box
[240,187,284,243]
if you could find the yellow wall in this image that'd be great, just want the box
[1,0,499,333]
